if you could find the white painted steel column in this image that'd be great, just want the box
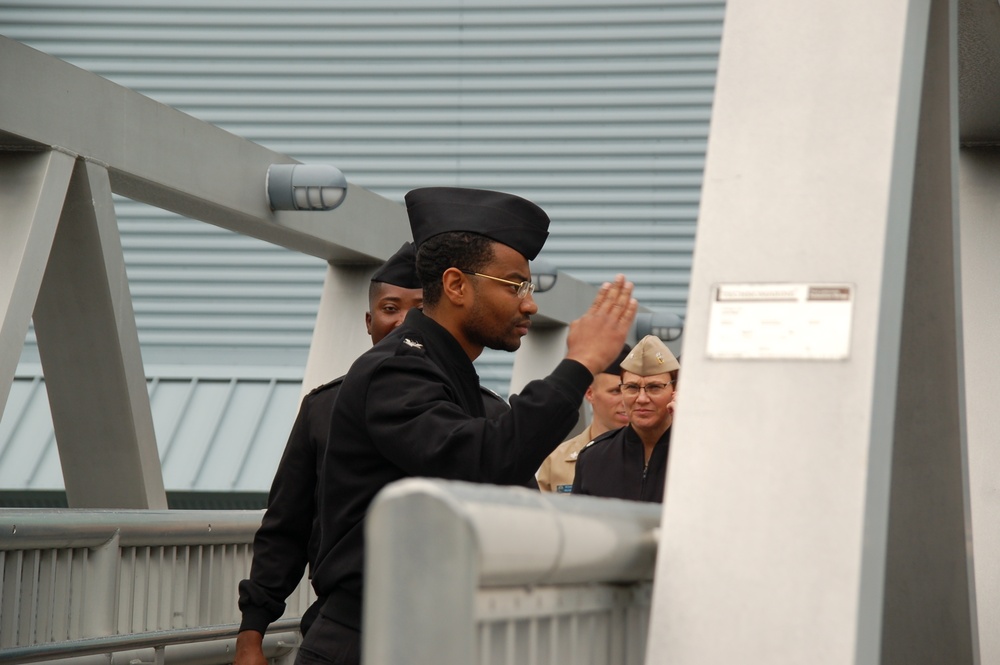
[958,148,1000,665]
[32,160,167,509]
[509,325,590,436]
[646,0,973,663]
[0,151,74,418]
[509,326,568,396]
[300,264,377,398]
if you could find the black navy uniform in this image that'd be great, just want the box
[238,378,339,637]
[237,375,511,637]
[571,425,671,503]
[311,308,592,631]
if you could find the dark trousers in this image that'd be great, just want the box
[294,614,360,665]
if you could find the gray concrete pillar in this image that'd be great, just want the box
[646,0,974,663]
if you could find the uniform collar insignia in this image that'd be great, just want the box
[403,338,424,349]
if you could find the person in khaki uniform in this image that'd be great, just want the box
[536,344,631,493]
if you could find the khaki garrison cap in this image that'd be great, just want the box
[620,335,680,375]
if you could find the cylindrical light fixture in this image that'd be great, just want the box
[267,164,348,211]
[634,311,684,342]
[528,257,558,293]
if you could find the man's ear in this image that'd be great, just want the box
[441,267,469,306]
[584,385,595,405]
[365,311,373,335]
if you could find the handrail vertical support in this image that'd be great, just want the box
[81,532,120,638]
[364,484,478,665]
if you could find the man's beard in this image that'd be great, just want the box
[464,305,523,353]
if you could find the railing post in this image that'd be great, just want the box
[364,481,478,665]
[80,532,120,639]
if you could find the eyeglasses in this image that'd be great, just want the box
[460,270,536,299]
[620,381,675,398]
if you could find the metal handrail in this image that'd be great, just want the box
[364,479,661,665]
[0,508,314,663]
[0,618,300,664]
[0,509,264,549]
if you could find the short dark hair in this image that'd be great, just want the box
[416,232,495,306]
[367,280,386,310]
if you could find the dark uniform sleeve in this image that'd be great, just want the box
[238,386,332,634]
[479,385,510,419]
[478,385,539,489]
[365,356,592,484]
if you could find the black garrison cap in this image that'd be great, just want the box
[370,242,420,289]
[404,187,550,260]
[601,344,632,375]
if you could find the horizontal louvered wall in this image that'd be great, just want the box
[5,0,721,392]
[115,209,328,365]
[2,0,724,494]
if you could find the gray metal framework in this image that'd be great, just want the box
[9,0,1000,659]
[0,36,605,508]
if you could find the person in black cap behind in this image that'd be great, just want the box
[235,243,427,665]
[299,187,638,665]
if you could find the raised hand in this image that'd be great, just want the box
[565,274,638,375]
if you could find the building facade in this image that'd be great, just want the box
[0,0,722,499]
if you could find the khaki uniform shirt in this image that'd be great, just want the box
[536,426,595,493]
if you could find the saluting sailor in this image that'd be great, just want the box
[300,186,637,665]
[234,241,509,665]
